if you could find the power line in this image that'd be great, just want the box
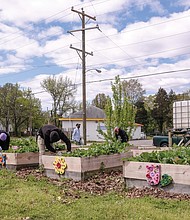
[0,0,106,42]
[82,68,190,84]
[32,67,190,95]
[1,43,190,81]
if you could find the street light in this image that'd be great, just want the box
[86,68,101,73]
[82,68,101,145]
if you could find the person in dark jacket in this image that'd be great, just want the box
[0,130,10,150]
[37,124,71,165]
[114,127,129,143]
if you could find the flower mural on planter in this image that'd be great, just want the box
[53,157,67,174]
[146,164,161,186]
[0,154,6,166]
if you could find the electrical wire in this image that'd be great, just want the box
[32,67,190,95]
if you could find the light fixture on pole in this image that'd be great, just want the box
[86,68,102,73]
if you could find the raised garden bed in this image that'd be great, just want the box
[43,151,132,181]
[123,161,190,194]
[0,137,39,170]
[4,152,39,170]
[123,146,190,194]
[0,137,68,170]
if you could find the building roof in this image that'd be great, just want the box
[65,105,106,119]
[59,105,143,126]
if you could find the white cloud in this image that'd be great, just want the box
[0,0,190,110]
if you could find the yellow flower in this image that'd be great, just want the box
[53,157,67,174]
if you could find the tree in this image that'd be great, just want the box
[0,83,42,136]
[41,75,76,127]
[143,95,157,134]
[98,76,136,142]
[92,93,108,110]
[176,89,190,101]
[135,100,148,133]
[166,90,177,129]
[152,88,169,134]
[122,79,145,104]
[21,89,44,134]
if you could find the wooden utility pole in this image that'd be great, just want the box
[68,7,97,145]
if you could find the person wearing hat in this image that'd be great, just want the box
[72,123,81,145]
[0,130,10,151]
[37,124,71,165]
[114,127,129,143]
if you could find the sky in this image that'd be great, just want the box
[0,0,190,110]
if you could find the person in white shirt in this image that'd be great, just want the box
[72,123,81,145]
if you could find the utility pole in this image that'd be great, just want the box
[68,7,98,145]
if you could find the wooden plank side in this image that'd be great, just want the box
[123,161,150,180]
[42,155,82,172]
[81,152,132,172]
[15,152,39,165]
[123,161,190,184]
[5,153,17,165]
[5,153,39,165]
[160,164,190,185]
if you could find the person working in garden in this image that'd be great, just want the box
[72,123,82,145]
[0,130,10,151]
[114,127,129,143]
[37,124,71,165]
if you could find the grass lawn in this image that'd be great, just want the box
[1,169,190,220]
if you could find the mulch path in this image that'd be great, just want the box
[15,168,190,201]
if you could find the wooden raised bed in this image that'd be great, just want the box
[42,151,133,181]
[123,161,190,194]
[2,152,39,170]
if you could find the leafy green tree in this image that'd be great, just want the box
[0,83,42,136]
[98,76,136,142]
[152,88,169,134]
[135,100,148,133]
[0,83,20,132]
[166,90,177,129]
[21,89,44,134]
[176,89,190,101]
[92,93,108,110]
[143,95,157,134]
[41,75,76,127]
[122,79,145,104]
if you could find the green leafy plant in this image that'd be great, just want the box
[62,142,129,157]
[54,143,66,151]
[97,75,136,143]
[127,146,190,165]
[6,137,38,153]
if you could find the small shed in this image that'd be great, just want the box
[59,106,143,141]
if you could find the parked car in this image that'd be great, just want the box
[153,135,190,147]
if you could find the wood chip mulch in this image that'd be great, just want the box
[16,168,190,201]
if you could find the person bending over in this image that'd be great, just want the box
[37,124,71,165]
[114,127,129,143]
